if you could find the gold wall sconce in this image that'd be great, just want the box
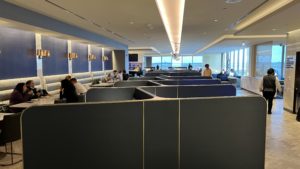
[36,49,50,59]
[102,55,109,62]
[68,53,78,60]
[88,54,96,61]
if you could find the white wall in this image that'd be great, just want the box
[202,53,222,73]
[284,29,300,112]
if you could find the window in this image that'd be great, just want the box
[271,45,284,79]
[221,47,250,76]
[182,56,193,68]
[192,56,203,70]
[151,56,161,68]
[255,44,285,79]
[238,49,244,75]
[244,48,250,76]
[161,56,172,70]
[144,55,203,70]
[172,56,182,68]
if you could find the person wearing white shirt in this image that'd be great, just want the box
[259,68,282,114]
[70,78,88,95]
[117,70,123,81]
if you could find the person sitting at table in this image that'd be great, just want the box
[60,79,79,103]
[134,65,142,76]
[202,64,212,77]
[9,83,32,106]
[70,78,87,95]
[103,73,114,83]
[117,70,123,81]
[25,80,48,99]
[122,70,129,81]
[65,75,72,81]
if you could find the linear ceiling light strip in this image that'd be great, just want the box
[155,0,185,55]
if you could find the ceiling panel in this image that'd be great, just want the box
[237,0,300,35]
[6,0,275,55]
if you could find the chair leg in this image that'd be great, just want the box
[10,142,13,164]
[0,142,22,166]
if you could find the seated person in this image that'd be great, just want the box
[102,73,113,83]
[60,79,79,103]
[133,65,142,76]
[65,75,72,80]
[25,80,48,99]
[9,83,31,105]
[117,70,123,81]
[133,65,141,72]
[122,70,129,81]
[70,78,87,95]
[229,69,236,77]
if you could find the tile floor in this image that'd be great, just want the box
[1,89,300,169]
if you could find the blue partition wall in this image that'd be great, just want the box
[104,49,113,70]
[72,42,88,73]
[42,36,68,75]
[91,46,103,71]
[0,26,36,79]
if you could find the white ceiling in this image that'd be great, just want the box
[4,0,300,55]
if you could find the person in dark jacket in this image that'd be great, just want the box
[9,83,31,105]
[60,79,79,103]
[260,68,282,114]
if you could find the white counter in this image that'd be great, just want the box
[240,76,262,95]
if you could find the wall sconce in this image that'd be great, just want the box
[102,55,109,62]
[88,54,96,61]
[68,53,78,60]
[36,49,50,59]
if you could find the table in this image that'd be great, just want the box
[0,113,14,121]
[91,83,114,87]
[10,96,55,109]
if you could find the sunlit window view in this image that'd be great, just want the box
[221,48,250,76]
[147,56,203,70]
[256,44,285,80]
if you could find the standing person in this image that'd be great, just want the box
[156,65,160,70]
[260,68,282,114]
[188,63,193,71]
[202,64,212,77]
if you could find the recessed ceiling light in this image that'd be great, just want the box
[272,28,278,31]
[129,21,135,25]
[213,19,219,22]
[225,0,242,4]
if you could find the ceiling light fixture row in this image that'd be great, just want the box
[155,0,186,56]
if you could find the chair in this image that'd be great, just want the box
[0,113,22,166]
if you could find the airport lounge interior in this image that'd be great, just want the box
[1,0,300,169]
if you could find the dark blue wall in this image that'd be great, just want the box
[91,46,103,71]
[72,42,88,73]
[0,26,36,80]
[42,36,68,75]
[104,49,113,70]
